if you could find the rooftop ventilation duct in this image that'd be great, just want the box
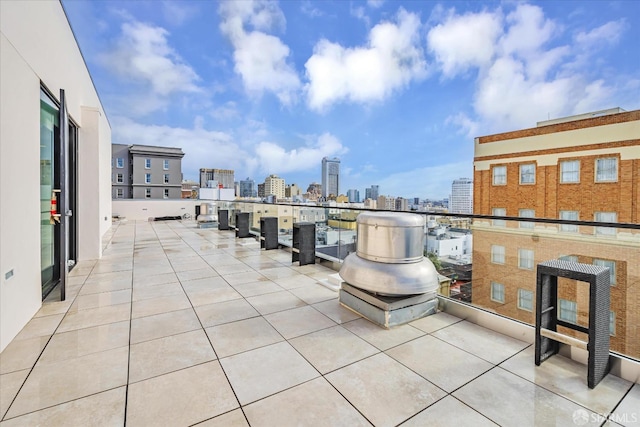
[339,212,439,297]
[197,202,218,223]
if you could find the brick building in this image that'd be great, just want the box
[472,108,640,358]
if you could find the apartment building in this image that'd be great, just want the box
[285,183,301,198]
[111,144,184,199]
[264,174,285,199]
[450,178,473,214]
[199,168,235,189]
[377,195,396,210]
[472,108,640,357]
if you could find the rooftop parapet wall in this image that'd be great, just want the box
[477,110,640,144]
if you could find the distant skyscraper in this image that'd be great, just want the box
[371,185,379,199]
[365,185,379,200]
[347,189,360,203]
[239,177,256,197]
[321,157,340,198]
[450,178,473,214]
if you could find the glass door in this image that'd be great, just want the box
[40,90,59,297]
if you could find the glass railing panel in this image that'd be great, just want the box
[275,204,293,247]
[210,201,638,361]
[424,214,474,301]
[468,218,639,360]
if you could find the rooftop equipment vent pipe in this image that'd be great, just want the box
[339,212,439,296]
[197,202,218,223]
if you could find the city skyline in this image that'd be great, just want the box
[63,0,640,199]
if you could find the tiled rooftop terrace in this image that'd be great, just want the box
[1,220,638,426]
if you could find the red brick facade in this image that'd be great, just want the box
[472,110,640,358]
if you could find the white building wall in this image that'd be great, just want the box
[426,235,473,257]
[450,178,473,214]
[0,1,112,351]
[112,200,202,221]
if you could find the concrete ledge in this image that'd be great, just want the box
[437,296,640,384]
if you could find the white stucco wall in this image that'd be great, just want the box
[0,1,111,351]
[112,200,202,221]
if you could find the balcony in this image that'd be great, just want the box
[1,209,639,426]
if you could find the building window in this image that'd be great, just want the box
[116,158,124,168]
[145,188,151,198]
[145,158,151,169]
[518,289,533,311]
[492,208,506,227]
[595,212,617,235]
[491,245,505,264]
[145,173,151,184]
[610,311,616,336]
[116,188,124,199]
[518,248,534,270]
[558,299,577,324]
[595,158,617,182]
[163,159,169,170]
[594,259,616,285]
[163,188,169,199]
[560,160,580,183]
[116,173,124,183]
[492,166,506,185]
[164,174,170,184]
[559,255,578,263]
[519,164,535,184]
[519,209,535,229]
[559,210,579,232]
[491,282,505,303]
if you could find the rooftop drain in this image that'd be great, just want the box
[339,212,439,327]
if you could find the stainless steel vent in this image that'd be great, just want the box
[339,212,439,296]
[197,202,218,223]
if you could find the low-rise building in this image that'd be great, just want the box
[111,144,184,199]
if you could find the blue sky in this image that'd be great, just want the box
[62,0,640,199]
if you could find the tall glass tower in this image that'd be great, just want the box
[321,157,340,198]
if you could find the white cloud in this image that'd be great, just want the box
[300,1,323,18]
[572,80,613,114]
[378,161,473,199]
[112,117,346,181]
[575,20,626,46]
[112,117,242,181]
[305,8,427,111]
[351,6,370,27]
[367,0,385,9]
[500,4,556,57]
[101,21,200,96]
[211,101,240,121]
[427,10,502,78]
[161,1,197,27]
[253,133,347,174]
[219,0,300,105]
[427,3,627,132]
[446,112,479,139]
[474,57,574,129]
